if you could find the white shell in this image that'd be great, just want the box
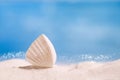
[26,34,56,68]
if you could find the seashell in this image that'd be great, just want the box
[26,34,57,68]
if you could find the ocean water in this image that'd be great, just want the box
[0,51,119,64]
[0,2,120,63]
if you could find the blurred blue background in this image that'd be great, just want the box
[0,1,120,62]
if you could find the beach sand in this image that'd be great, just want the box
[0,59,120,80]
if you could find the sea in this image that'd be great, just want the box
[0,1,120,64]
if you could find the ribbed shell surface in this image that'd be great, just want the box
[26,34,56,68]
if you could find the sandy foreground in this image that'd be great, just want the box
[0,59,120,80]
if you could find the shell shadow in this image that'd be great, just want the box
[19,65,49,70]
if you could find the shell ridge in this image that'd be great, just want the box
[37,37,52,62]
[42,35,56,64]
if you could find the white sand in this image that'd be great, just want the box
[0,59,120,80]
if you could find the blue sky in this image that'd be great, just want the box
[0,1,120,59]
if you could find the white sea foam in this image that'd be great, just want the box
[57,54,112,64]
[0,51,25,61]
[0,52,113,63]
